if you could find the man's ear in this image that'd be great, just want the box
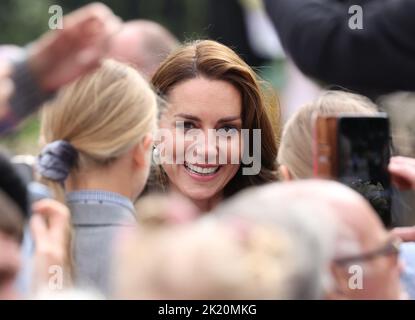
[279,165,294,181]
[133,133,153,168]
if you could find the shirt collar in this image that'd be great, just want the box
[66,190,135,214]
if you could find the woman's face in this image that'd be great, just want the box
[158,77,243,202]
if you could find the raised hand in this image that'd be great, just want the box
[389,156,415,190]
[30,199,71,293]
[27,2,122,92]
[0,61,13,115]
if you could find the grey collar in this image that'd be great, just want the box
[67,190,136,226]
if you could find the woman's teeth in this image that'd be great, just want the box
[185,163,220,175]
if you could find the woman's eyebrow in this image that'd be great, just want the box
[174,113,200,121]
[174,114,242,123]
[217,116,242,123]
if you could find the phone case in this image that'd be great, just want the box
[313,115,338,178]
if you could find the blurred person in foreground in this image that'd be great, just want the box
[0,187,71,299]
[264,0,415,96]
[108,20,179,80]
[0,190,24,299]
[0,2,121,134]
[215,180,406,299]
[0,151,95,299]
[113,183,333,300]
[113,215,318,300]
[0,149,71,299]
[134,193,199,227]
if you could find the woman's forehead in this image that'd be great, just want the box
[165,78,242,120]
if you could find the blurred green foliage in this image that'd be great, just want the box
[54,0,210,41]
[0,0,53,45]
[0,0,211,44]
[0,116,41,155]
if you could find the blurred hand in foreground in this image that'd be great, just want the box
[27,2,122,92]
[0,61,13,115]
[389,156,415,190]
[30,199,71,294]
[389,156,415,241]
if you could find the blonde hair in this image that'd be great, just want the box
[39,60,157,201]
[114,219,296,300]
[134,193,199,227]
[278,91,378,179]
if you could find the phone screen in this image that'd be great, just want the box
[337,116,392,227]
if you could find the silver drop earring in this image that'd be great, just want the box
[152,146,161,164]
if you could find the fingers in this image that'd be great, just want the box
[28,3,122,92]
[30,214,48,247]
[32,198,70,221]
[391,226,415,242]
[30,200,72,292]
[66,8,121,80]
[74,10,122,55]
[389,158,415,190]
[31,199,71,243]
[390,156,415,167]
[64,2,122,42]
[31,199,71,285]
[0,79,13,104]
[64,3,116,25]
[63,3,114,29]
[0,61,13,106]
[0,60,11,77]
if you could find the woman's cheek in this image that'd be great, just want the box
[239,132,246,163]
[173,129,187,164]
[156,126,182,165]
[226,134,242,164]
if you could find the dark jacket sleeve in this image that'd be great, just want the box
[264,0,415,94]
[0,58,53,134]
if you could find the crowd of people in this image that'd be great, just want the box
[1,1,415,300]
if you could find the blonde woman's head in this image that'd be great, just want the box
[278,91,378,180]
[39,59,158,201]
[114,218,297,300]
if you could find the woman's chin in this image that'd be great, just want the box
[182,187,218,202]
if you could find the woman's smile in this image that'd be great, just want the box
[183,162,222,181]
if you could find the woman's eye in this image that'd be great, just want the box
[217,126,239,135]
[176,121,195,130]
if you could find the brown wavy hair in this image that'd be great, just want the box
[149,40,281,198]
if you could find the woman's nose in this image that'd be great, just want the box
[190,129,218,164]
[204,130,219,163]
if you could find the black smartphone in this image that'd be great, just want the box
[336,115,392,227]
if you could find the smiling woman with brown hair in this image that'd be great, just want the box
[149,40,281,211]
